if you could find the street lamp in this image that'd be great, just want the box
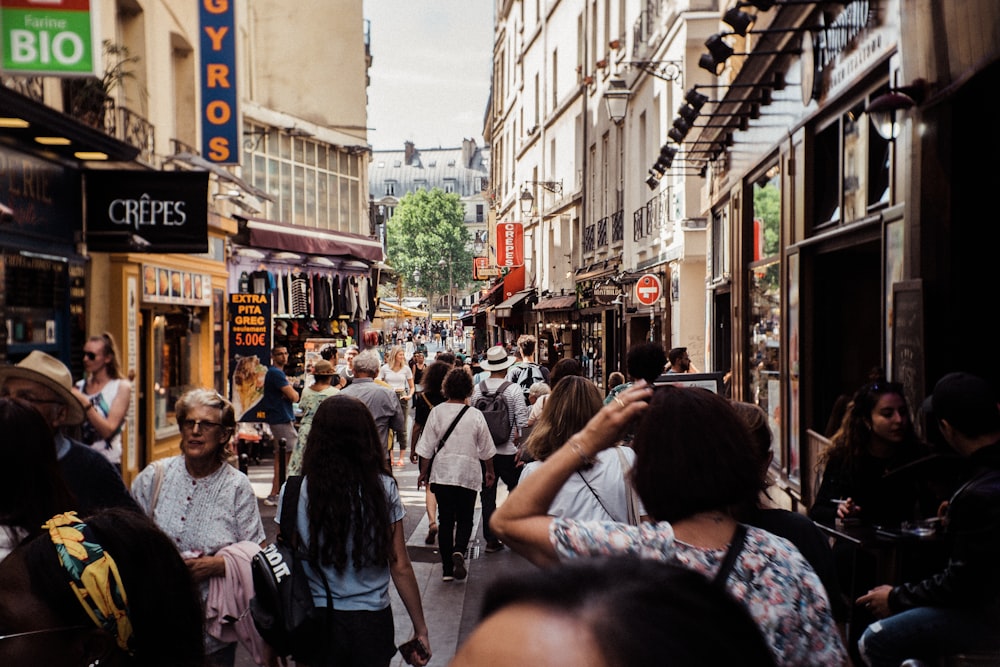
[438,257,453,348]
[603,78,631,124]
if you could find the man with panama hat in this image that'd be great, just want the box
[0,350,138,516]
[471,345,529,552]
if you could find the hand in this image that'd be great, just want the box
[484,471,496,488]
[836,497,862,520]
[185,554,225,583]
[856,585,893,619]
[410,451,419,464]
[576,382,652,453]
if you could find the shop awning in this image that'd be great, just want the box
[534,295,577,311]
[239,217,384,263]
[479,279,505,306]
[0,85,141,163]
[495,288,536,319]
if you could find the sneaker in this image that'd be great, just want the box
[452,552,467,581]
[441,574,454,582]
[263,494,278,507]
[485,539,504,553]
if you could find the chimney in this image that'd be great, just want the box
[462,138,477,168]
[404,141,415,166]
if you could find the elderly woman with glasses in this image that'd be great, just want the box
[131,388,265,667]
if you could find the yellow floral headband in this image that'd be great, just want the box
[43,512,134,654]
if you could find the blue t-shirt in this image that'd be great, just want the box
[278,475,405,611]
[259,366,295,424]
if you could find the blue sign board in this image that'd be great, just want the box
[199,0,238,164]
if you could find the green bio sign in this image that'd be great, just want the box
[1,0,98,76]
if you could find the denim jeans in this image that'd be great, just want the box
[858,606,1000,667]
[480,453,520,543]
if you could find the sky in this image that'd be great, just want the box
[364,1,495,151]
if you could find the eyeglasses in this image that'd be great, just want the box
[0,625,88,641]
[179,419,225,432]
[83,351,98,361]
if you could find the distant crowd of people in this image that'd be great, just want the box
[1,333,998,667]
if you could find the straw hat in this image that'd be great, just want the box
[480,345,515,372]
[313,360,336,377]
[0,350,86,424]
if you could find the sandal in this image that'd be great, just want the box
[425,523,438,545]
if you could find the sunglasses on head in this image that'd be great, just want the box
[867,381,904,395]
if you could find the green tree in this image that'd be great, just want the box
[385,188,472,311]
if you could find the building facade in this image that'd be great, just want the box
[1,0,374,482]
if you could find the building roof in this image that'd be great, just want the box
[369,139,490,198]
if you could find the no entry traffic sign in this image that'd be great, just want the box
[635,274,662,306]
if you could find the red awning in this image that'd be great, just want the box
[242,217,384,263]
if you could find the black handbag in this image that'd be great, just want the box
[425,405,470,479]
[250,475,331,660]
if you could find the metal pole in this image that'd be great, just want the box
[278,437,287,486]
[448,256,453,348]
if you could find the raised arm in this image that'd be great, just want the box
[491,382,651,567]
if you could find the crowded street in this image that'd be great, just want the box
[2,0,1000,665]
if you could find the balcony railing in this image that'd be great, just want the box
[633,207,646,241]
[1,75,44,102]
[611,209,624,243]
[583,223,596,254]
[597,216,608,248]
[63,78,155,164]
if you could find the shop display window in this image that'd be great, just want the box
[747,164,782,468]
[152,311,201,436]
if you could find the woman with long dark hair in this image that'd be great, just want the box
[809,379,935,529]
[284,395,429,666]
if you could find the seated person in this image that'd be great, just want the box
[857,373,1000,667]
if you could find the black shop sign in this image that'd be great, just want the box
[84,170,209,253]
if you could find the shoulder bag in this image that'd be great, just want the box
[250,476,332,660]
[615,446,642,526]
[712,523,749,588]
[425,405,470,479]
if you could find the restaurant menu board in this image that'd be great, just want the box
[141,264,211,306]
[229,293,271,422]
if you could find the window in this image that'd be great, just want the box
[242,121,362,232]
[444,179,456,193]
[414,179,428,190]
[476,204,484,222]
[747,164,782,467]
[152,310,200,435]
[385,181,396,196]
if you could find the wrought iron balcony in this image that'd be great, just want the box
[597,216,608,247]
[1,75,44,102]
[583,223,596,254]
[62,78,155,164]
[633,207,647,241]
[611,209,624,244]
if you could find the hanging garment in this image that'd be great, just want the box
[290,271,310,317]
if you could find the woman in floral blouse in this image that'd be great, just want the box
[492,383,847,667]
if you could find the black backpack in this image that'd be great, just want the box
[473,380,513,446]
[512,363,545,404]
[250,476,331,660]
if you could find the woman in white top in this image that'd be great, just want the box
[416,367,496,581]
[380,345,414,466]
[72,332,132,470]
[519,376,645,523]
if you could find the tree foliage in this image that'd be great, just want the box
[385,188,472,304]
